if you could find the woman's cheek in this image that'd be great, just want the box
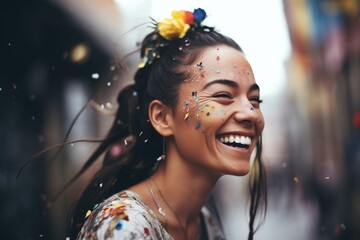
[256,111,265,134]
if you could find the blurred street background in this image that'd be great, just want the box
[1,0,359,239]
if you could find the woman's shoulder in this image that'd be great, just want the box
[77,190,172,240]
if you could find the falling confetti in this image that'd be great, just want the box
[99,183,103,188]
[325,176,330,180]
[105,102,113,109]
[71,43,89,63]
[293,177,299,183]
[107,82,111,87]
[85,210,92,218]
[92,73,99,79]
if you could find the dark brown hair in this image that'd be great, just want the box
[68,26,267,240]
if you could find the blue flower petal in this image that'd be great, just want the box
[193,8,206,23]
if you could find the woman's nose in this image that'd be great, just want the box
[233,104,259,125]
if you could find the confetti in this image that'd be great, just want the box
[250,106,255,111]
[105,102,113,109]
[85,210,92,218]
[92,73,99,79]
[110,65,115,71]
[115,221,123,230]
[184,101,189,106]
[293,177,299,183]
[216,70,220,74]
[124,139,128,145]
[195,121,201,129]
[184,112,190,120]
[107,82,111,86]
[99,183,103,188]
[325,176,330,180]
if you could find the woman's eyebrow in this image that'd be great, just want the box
[250,83,260,92]
[201,79,239,90]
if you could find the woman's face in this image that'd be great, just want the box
[170,44,264,177]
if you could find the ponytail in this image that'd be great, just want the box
[67,83,162,238]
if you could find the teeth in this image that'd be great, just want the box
[219,135,252,145]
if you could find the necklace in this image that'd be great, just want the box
[147,178,190,240]
[146,179,168,230]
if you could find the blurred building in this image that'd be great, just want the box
[283,0,360,239]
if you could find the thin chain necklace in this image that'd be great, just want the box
[146,179,169,230]
[147,178,190,240]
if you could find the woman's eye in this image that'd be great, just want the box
[250,97,263,106]
[213,92,232,99]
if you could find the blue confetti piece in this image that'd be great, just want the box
[196,121,201,129]
[115,220,124,230]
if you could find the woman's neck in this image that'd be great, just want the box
[151,145,221,225]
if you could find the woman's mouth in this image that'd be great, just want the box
[217,134,251,149]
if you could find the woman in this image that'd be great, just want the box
[69,8,266,240]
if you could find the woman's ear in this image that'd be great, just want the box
[148,100,174,137]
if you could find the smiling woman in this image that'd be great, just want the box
[69,8,266,240]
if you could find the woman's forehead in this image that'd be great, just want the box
[183,46,254,86]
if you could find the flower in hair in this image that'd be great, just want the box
[158,8,207,40]
[138,8,206,68]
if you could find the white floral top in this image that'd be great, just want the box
[77,190,225,240]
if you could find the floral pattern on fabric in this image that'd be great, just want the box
[77,190,225,240]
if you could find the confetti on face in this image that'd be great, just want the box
[195,121,201,129]
[196,62,203,70]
